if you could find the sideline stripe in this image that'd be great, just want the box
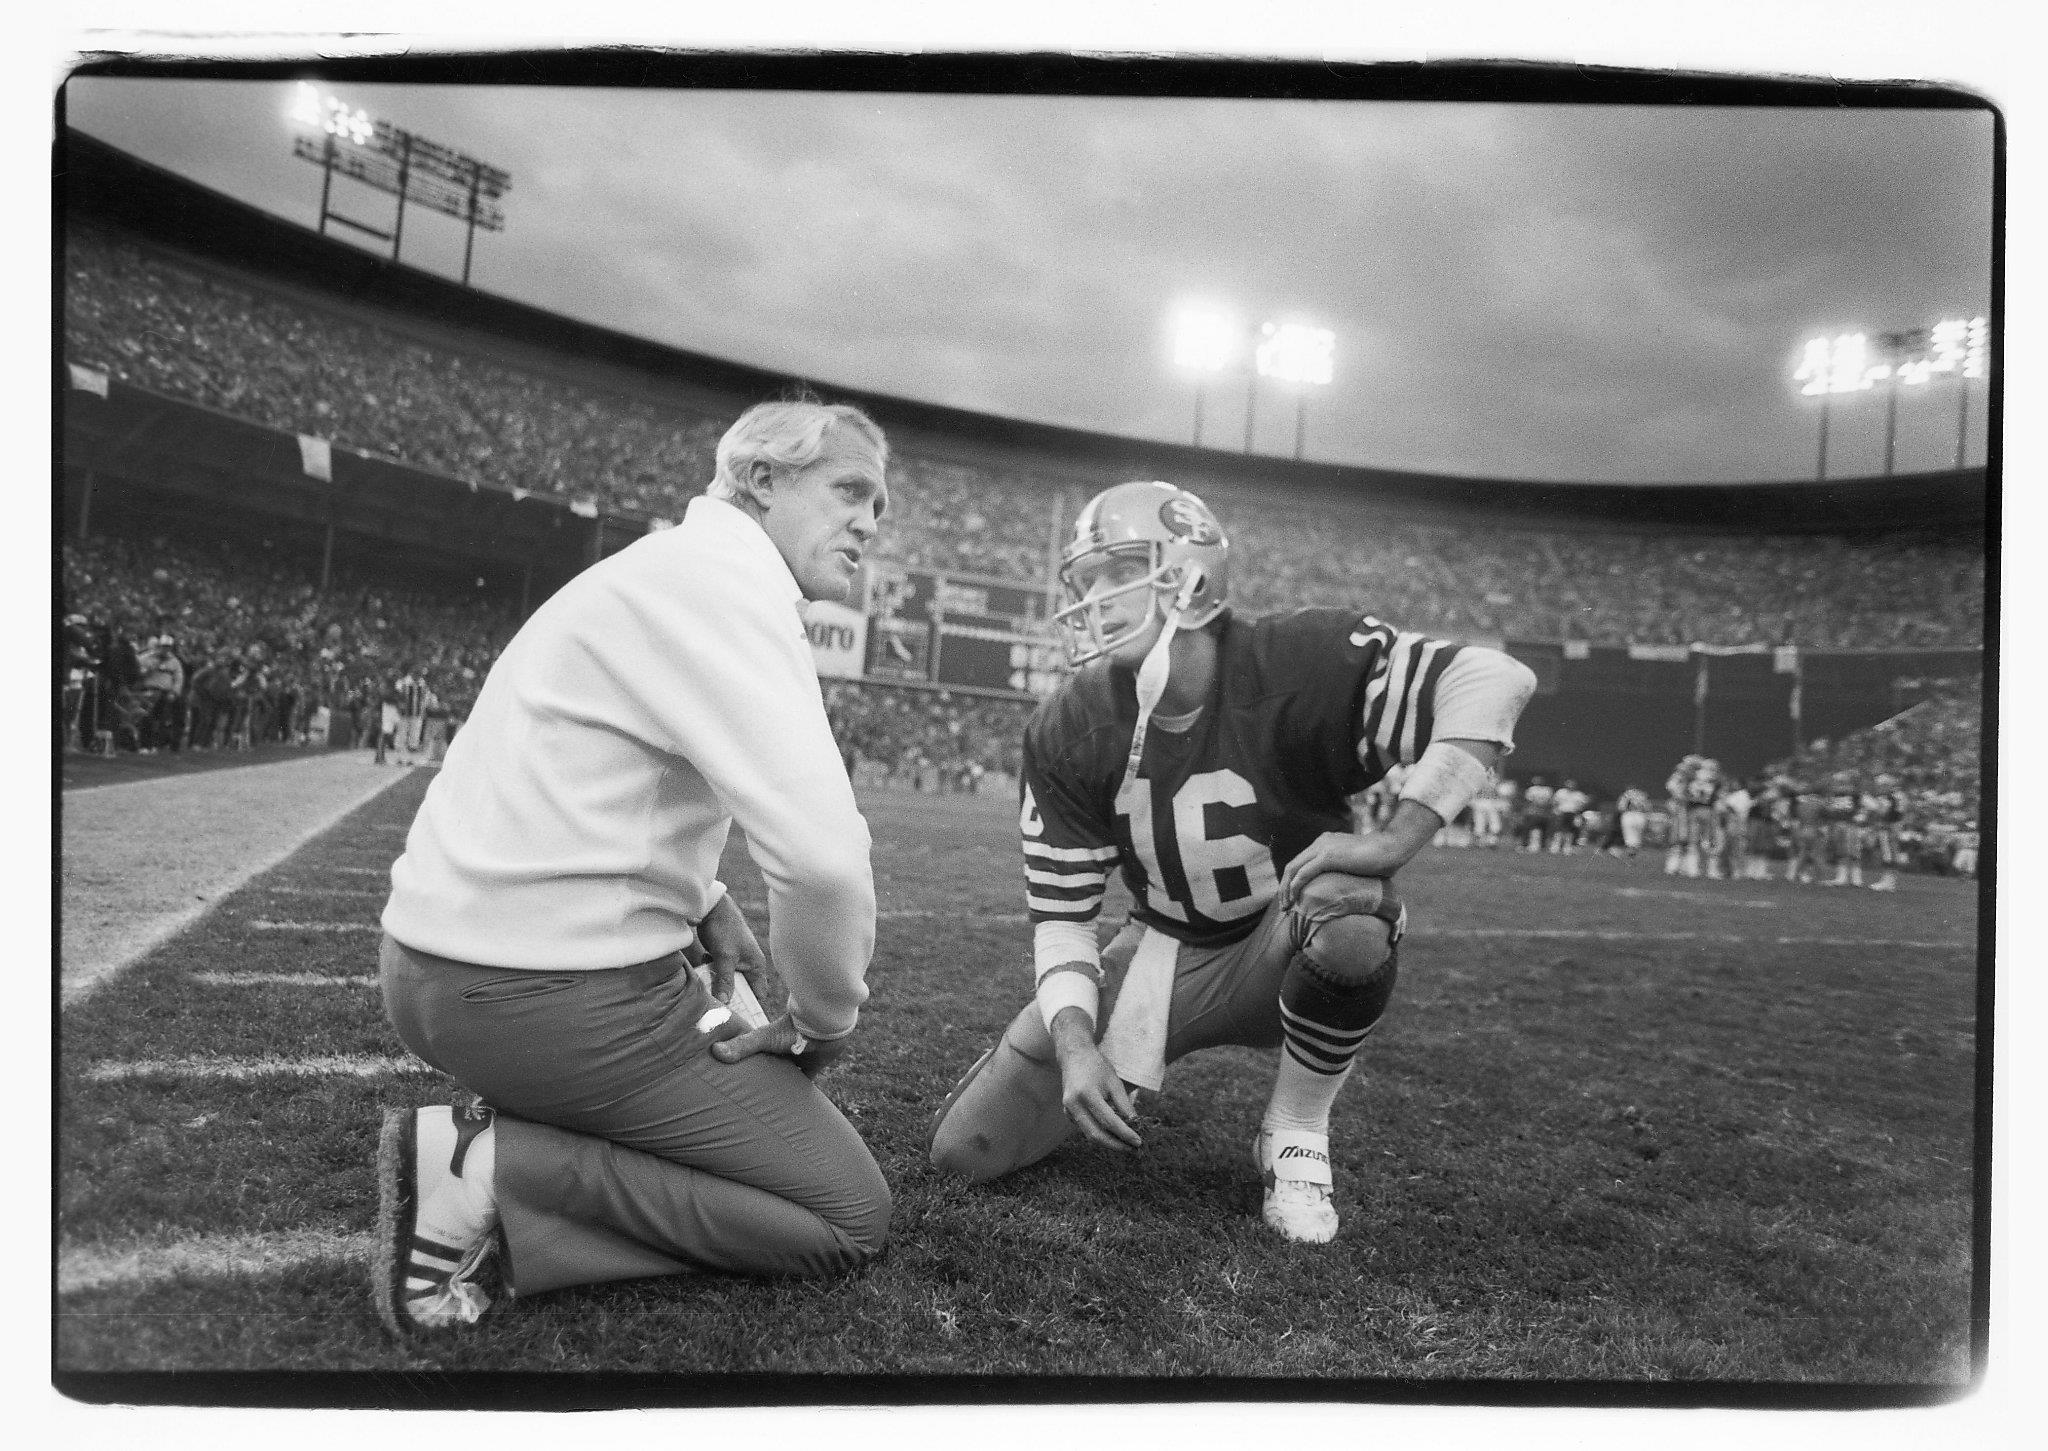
[1409,928,1970,949]
[330,866,392,877]
[58,1229,369,1295]
[86,1053,435,1083]
[191,971,378,988]
[62,755,411,1009]
[258,885,385,899]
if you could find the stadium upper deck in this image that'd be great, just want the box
[61,131,1988,653]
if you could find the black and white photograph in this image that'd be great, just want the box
[51,25,2004,1422]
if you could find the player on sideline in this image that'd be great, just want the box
[928,480,1535,1244]
[372,400,893,1336]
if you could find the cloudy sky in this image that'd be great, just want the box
[64,71,1994,485]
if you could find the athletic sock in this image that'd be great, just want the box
[417,1122,498,1249]
[1265,955,1389,1134]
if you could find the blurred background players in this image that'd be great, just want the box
[1616,785,1652,858]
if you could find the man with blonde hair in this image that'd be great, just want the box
[373,398,893,1336]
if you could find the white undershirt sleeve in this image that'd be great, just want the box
[1033,918,1101,982]
[1428,646,1538,752]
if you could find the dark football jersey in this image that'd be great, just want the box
[1019,609,1464,948]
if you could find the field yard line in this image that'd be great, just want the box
[1411,927,1970,949]
[191,971,379,988]
[58,1229,369,1295]
[85,1053,435,1082]
[251,920,378,932]
[61,751,411,1008]
[257,884,387,898]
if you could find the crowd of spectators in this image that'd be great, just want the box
[1220,504,1979,650]
[61,530,518,757]
[1763,687,1981,829]
[65,226,731,519]
[65,224,1985,655]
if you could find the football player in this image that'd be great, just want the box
[1867,775,1905,891]
[928,481,1536,1244]
[1615,785,1652,857]
[1822,771,1862,886]
[1662,756,1699,875]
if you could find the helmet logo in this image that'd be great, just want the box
[1158,495,1221,545]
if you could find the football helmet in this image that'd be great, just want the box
[1053,480,1230,664]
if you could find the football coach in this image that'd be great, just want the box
[371,398,893,1336]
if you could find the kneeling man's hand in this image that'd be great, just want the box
[711,1011,850,1078]
[696,892,771,1007]
[1050,1011,1142,1152]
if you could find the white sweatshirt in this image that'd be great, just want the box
[382,495,875,1041]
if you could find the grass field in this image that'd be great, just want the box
[55,769,1984,1401]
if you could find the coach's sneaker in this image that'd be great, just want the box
[374,1101,502,1336]
[1252,1127,1339,1245]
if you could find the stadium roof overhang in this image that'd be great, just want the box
[60,374,648,579]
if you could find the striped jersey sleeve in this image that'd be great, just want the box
[1353,617,1466,778]
[1017,730,1120,927]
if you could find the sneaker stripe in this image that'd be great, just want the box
[411,1234,466,1263]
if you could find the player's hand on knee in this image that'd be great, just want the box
[1055,1040,1142,1151]
[1280,803,1438,906]
[710,1011,849,1078]
[1279,831,1383,905]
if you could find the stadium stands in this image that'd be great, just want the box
[1766,686,1983,850]
[61,529,517,754]
[60,523,1032,783]
[64,221,1984,655]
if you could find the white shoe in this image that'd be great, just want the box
[374,1102,502,1336]
[1252,1127,1339,1244]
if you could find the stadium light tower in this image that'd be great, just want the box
[288,82,511,286]
[1928,316,1990,468]
[1794,317,1989,478]
[1172,306,1236,446]
[1255,322,1336,461]
[1792,332,1879,481]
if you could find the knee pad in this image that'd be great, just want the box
[1288,873,1403,985]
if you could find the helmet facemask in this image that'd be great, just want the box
[1054,544,1184,666]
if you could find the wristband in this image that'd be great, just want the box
[1397,741,1493,823]
[1036,965,1101,1034]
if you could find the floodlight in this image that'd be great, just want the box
[1793,333,1878,396]
[1173,308,1236,373]
[290,82,373,146]
[1255,323,1336,387]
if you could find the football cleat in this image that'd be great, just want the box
[1252,1127,1339,1245]
[374,1101,502,1337]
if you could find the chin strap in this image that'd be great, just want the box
[1118,569,1204,793]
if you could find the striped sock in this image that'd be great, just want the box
[1264,953,1394,1134]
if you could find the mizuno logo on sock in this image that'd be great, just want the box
[1277,1145,1328,1164]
